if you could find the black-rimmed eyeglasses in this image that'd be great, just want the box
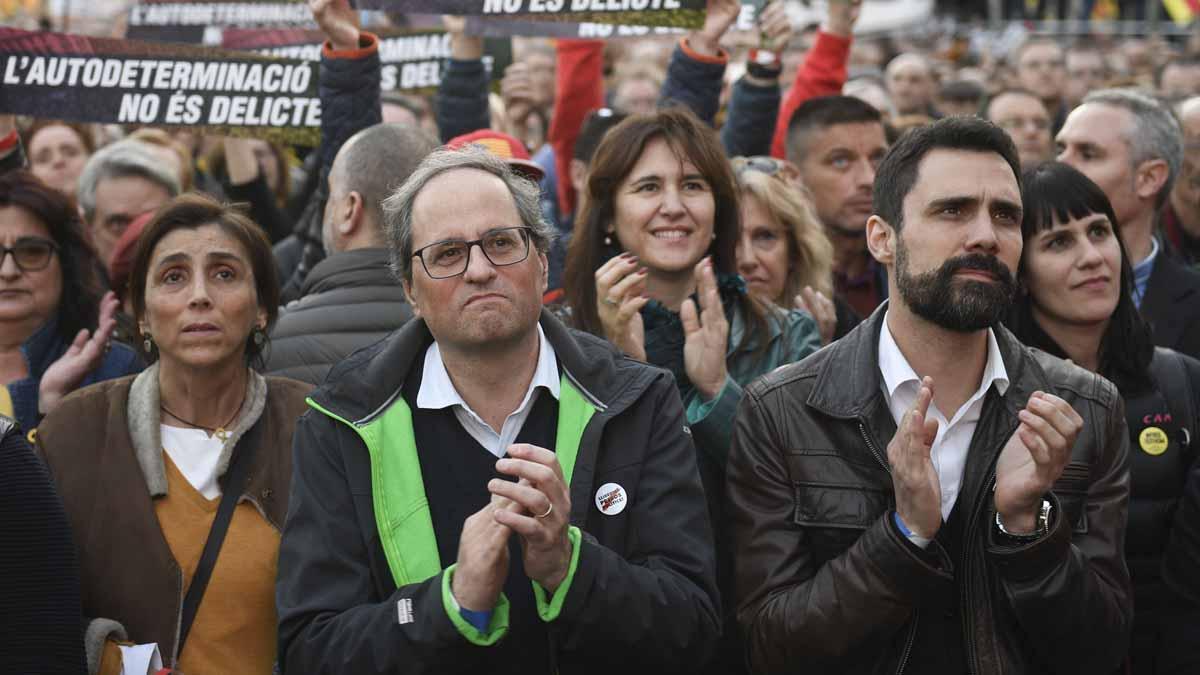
[411,226,533,279]
[0,238,59,272]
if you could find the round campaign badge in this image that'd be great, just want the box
[1139,426,1169,456]
[595,482,627,516]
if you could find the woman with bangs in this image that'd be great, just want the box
[1005,161,1200,674]
[561,107,820,673]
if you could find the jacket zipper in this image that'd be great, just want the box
[958,469,998,675]
[858,420,921,675]
[895,610,919,675]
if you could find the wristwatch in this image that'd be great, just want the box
[995,499,1052,541]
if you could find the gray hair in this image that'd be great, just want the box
[77,139,181,223]
[1083,88,1184,210]
[382,144,555,282]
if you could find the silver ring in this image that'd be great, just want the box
[601,297,619,307]
[535,502,553,519]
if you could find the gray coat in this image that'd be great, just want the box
[265,247,412,385]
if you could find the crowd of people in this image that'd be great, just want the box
[3,0,1200,672]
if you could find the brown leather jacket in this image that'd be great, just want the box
[37,366,310,673]
[727,309,1133,674]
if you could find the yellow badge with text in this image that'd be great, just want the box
[1140,426,1170,456]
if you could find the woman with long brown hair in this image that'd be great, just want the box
[562,107,819,672]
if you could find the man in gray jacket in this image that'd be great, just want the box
[266,122,436,384]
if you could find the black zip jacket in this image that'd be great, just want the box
[728,307,1133,674]
[277,310,720,674]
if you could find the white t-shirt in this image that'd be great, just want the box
[161,425,225,500]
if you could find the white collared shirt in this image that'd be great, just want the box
[878,311,1010,521]
[416,325,560,458]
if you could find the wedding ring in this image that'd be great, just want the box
[602,297,619,307]
[536,503,553,519]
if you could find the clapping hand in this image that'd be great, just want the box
[681,257,729,401]
[491,444,573,593]
[794,286,837,345]
[595,252,649,361]
[887,377,942,539]
[39,291,120,416]
[309,0,359,52]
[994,391,1082,534]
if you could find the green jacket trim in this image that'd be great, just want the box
[306,371,598,639]
[531,525,583,622]
[442,565,511,645]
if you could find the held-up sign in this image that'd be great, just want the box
[0,27,322,145]
[222,28,513,92]
[463,2,759,38]
[349,0,706,28]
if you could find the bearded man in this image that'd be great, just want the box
[727,116,1133,674]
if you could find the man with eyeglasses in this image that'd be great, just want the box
[984,89,1054,169]
[278,146,720,674]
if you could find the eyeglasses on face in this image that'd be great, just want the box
[411,226,534,279]
[0,237,59,272]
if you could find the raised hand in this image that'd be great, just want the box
[691,0,743,57]
[794,285,837,345]
[500,62,536,134]
[825,0,863,39]
[491,444,573,592]
[994,391,1082,533]
[886,377,942,538]
[681,257,729,401]
[39,291,120,416]
[443,14,483,61]
[758,0,795,52]
[595,252,649,361]
[309,0,360,52]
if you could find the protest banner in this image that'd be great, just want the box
[348,0,706,29]
[221,27,513,92]
[462,2,759,38]
[126,0,315,44]
[0,27,322,145]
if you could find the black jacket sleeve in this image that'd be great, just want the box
[225,172,290,244]
[721,76,781,158]
[985,379,1134,674]
[0,138,27,176]
[0,424,87,674]
[1160,355,1200,673]
[550,376,721,671]
[277,411,497,675]
[659,42,724,127]
[435,59,490,143]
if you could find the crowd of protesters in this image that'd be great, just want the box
[3,0,1200,672]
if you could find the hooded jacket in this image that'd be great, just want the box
[728,307,1133,674]
[277,309,720,674]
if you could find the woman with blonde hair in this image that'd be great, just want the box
[732,156,859,343]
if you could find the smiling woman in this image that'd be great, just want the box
[36,193,311,675]
[560,107,820,671]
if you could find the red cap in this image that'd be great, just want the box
[445,129,545,183]
[108,210,155,297]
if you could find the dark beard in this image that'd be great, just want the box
[895,241,1016,333]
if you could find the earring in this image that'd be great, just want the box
[604,234,612,246]
[142,332,153,353]
[252,327,266,347]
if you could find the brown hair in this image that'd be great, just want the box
[563,107,772,352]
[22,120,96,156]
[0,171,105,342]
[128,193,280,364]
[204,140,291,207]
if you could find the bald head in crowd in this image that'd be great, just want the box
[322,123,439,255]
[886,53,938,116]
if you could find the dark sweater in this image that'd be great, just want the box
[0,419,87,673]
[402,355,558,673]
